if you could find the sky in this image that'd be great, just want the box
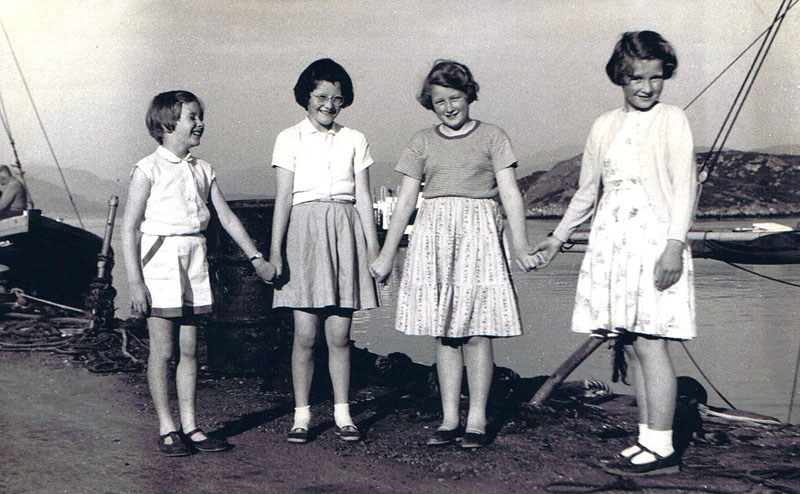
[0,0,799,210]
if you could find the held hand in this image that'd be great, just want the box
[369,253,393,283]
[269,253,283,279]
[529,236,563,270]
[129,282,151,317]
[654,240,684,291]
[513,245,537,272]
[367,246,380,267]
[253,258,277,284]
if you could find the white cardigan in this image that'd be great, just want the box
[552,103,698,244]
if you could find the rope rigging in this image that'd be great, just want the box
[683,0,799,112]
[0,16,83,227]
[0,82,33,206]
[688,0,795,183]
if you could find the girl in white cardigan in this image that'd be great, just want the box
[532,31,698,476]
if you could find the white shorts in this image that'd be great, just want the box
[140,233,213,318]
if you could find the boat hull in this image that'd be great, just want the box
[565,230,800,264]
[0,210,102,308]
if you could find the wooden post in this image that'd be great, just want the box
[96,196,119,280]
[529,337,607,406]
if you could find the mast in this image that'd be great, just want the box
[0,16,83,227]
[0,87,33,208]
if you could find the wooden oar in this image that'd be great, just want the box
[529,336,608,406]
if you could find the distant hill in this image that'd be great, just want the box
[21,169,125,219]
[519,150,800,218]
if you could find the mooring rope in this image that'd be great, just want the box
[680,341,737,409]
[788,339,800,423]
[718,260,800,289]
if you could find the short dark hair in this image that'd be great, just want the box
[0,165,10,175]
[605,31,677,86]
[146,90,204,144]
[293,59,354,110]
[417,60,479,111]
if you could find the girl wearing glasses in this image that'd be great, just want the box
[270,58,380,444]
[531,31,697,476]
[371,60,536,449]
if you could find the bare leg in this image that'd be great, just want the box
[620,341,647,457]
[147,317,178,439]
[625,343,648,426]
[435,338,464,430]
[463,336,493,433]
[292,310,320,408]
[324,310,353,406]
[633,337,677,431]
[176,324,204,439]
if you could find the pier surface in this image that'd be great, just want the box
[1,350,798,494]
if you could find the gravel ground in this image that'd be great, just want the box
[1,345,798,494]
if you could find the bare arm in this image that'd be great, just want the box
[354,168,380,262]
[496,166,535,271]
[209,180,275,282]
[369,174,420,282]
[121,168,151,314]
[269,167,294,278]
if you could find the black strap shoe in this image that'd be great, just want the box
[602,442,681,476]
[183,428,230,452]
[426,426,464,446]
[158,431,189,457]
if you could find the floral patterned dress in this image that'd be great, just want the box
[571,111,696,339]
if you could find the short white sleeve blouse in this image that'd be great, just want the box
[271,118,374,205]
[134,146,216,236]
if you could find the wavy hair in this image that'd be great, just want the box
[605,31,677,86]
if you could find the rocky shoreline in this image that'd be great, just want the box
[520,150,800,220]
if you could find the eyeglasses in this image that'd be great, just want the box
[311,93,345,108]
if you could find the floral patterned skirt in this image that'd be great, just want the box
[395,196,522,338]
[572,181,696,339]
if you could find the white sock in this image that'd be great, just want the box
[632,428,674,464]
[333,402,354,428]
[620,423,648,458]
[292,406,311,430]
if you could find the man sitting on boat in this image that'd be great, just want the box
[0,165,30,218]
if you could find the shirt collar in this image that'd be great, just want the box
[156,145,196,164]
[300,117,341,136]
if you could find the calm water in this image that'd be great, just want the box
[351,218,800,424]
[92,216,800,423]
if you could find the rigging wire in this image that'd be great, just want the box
[0,16,83,227]
[0,83,34,207]
[696,0,793,183]
[683,0,799,112]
